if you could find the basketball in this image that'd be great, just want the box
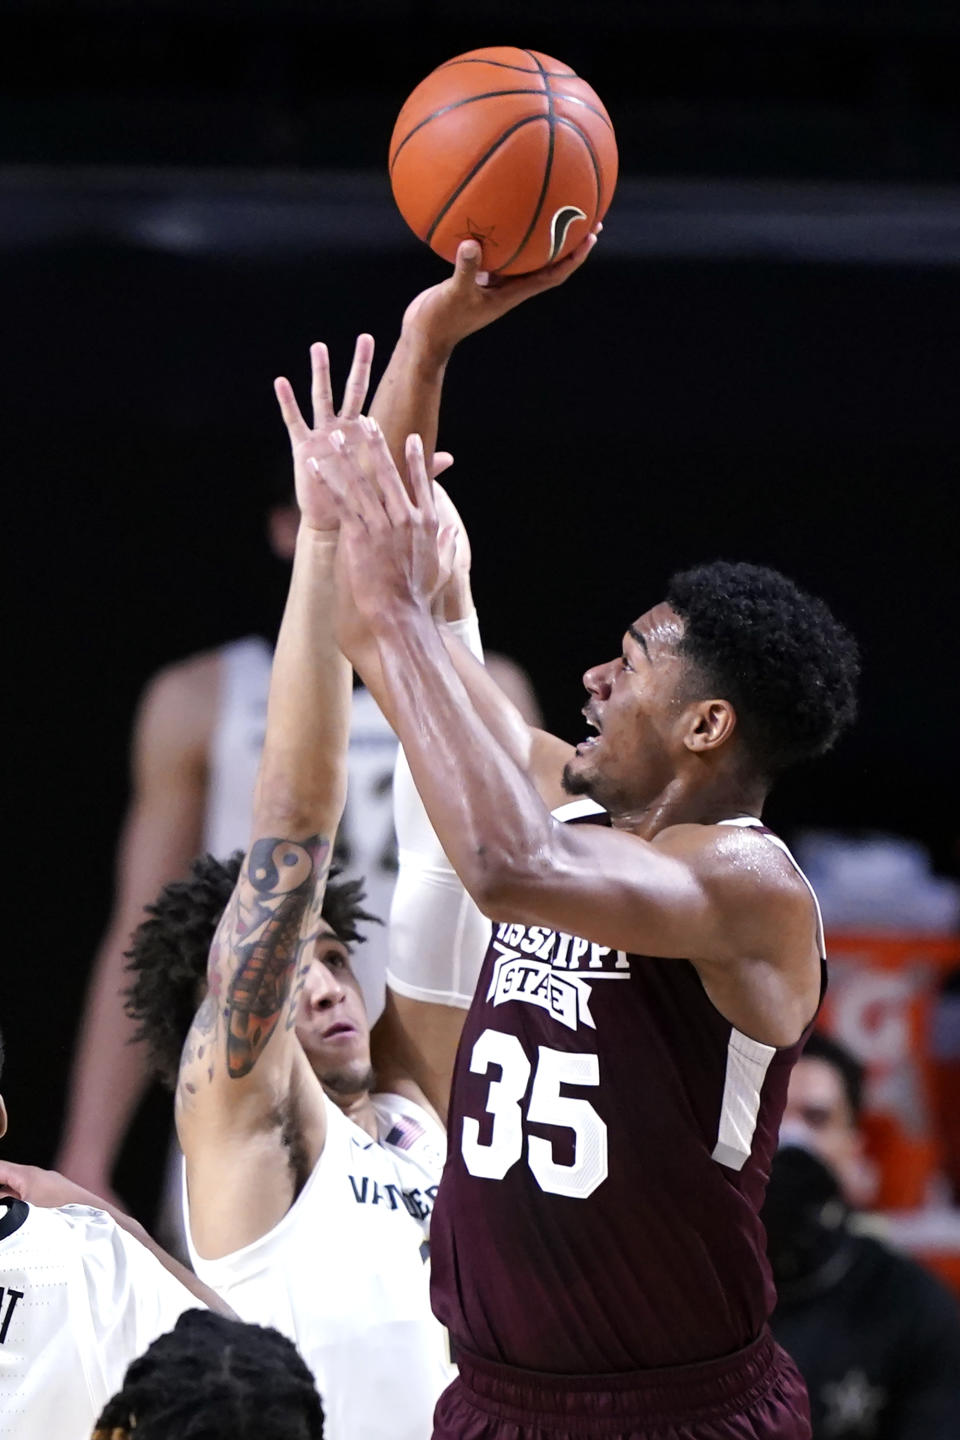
[389,47,618,276]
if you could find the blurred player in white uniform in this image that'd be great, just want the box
[0,1033,228,1440]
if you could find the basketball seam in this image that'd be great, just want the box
[495,50,557,274]
[556,116,603,221]
[550,92,614,133]
[424,114,547,246]
[390,88,549,173]
[440,58,574,78]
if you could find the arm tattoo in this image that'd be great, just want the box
[205,833,331,1082]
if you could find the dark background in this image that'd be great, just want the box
[3,1,959,1194]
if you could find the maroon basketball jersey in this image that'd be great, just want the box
[430,802,826,1374]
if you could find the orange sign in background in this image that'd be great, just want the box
[820,934,960,1294]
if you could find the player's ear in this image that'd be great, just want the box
[684,699,736,753]
[0,1096,7,1139]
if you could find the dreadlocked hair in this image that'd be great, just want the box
[92,1310,324,1439]
[665,560,860,781]
[124,851,379,1090]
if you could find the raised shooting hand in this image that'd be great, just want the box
[402,228,601,361]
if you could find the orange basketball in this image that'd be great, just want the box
[389,47,618,276]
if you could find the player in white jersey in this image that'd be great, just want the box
[124,843,462,1440]
[0,1034,228,1440]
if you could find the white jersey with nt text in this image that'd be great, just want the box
[204,637,399,1020]
[183,1089,452,1440]
[0,1199,201,1440]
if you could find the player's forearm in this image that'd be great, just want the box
[442,630,536,768]
[369,328,447,474]
[367,606,556,910]
[253,528,350,832]
[185,532,347,1097]
[346,620,534,785]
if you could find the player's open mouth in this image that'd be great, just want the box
[323,1023,356,1040]
[576,709,602,753]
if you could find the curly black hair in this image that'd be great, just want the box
[92,1309,324,1440]
[124,852,378,1091]
[665,561,859,780]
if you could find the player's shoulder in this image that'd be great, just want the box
[655,819,806,892]
[142,645,224,712]
[47,1201,120,1240]
[3,1199,116,1252]
[134,640,253,755]
[653,819,816,945]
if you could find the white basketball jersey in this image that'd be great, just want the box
[183,1091,452,1440]
[203,637,399,1019]
[0,1200,200,1440]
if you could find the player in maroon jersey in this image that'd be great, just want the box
[285,295,859,1435]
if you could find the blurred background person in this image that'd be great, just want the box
[91,1310,325,1440]
[766,1031,960,1439]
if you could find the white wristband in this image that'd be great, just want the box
[444,610,483,662]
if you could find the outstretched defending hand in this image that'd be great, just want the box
[402,227,601,360]
[275,336,454,532]
[274,334,376,533]
[321,420,456,629]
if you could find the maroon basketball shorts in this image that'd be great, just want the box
[431,1330,811,1440]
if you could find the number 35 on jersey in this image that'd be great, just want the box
[460,1029,609,1200]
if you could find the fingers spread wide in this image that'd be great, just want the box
[274,377,308,441]
[310,342,335,427]
[340,333,375,420]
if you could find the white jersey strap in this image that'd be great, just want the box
[551,798,606,823]
[717,816,826,959]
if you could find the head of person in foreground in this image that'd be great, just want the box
[125,856,378,1099]
[91,1309,324,1439]
[779,1028,873,1207]
[563,560,860,816]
